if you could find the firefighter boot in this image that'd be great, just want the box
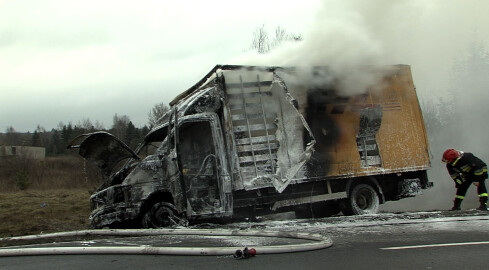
[477,196,488,211]
[451,198,462,211]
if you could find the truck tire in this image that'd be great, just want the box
[141,202,179,228]
[340,184,380,215]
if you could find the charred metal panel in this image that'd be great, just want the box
[302,88,342,178]
[67,132,139,178]
[182,87,222,116]
[223,69,315,193]
[163,149,187,210]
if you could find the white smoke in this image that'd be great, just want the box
[231,1,389,96]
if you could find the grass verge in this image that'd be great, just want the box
[0,189,92,238]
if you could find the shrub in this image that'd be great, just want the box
[14,170,30,190]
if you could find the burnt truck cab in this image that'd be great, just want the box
[70,65,433,228]
[69,88,234,228]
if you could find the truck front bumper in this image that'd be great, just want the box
[90,203,139,228]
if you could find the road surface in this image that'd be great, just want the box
[1,210,489,270]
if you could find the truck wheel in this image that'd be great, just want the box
[142,202,179,228]
[341,184,379,215]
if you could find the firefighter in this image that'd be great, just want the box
[442,149,489,210]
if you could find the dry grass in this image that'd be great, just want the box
[0,155,101,238]
[0,155,101,192]
[0,189,92,238]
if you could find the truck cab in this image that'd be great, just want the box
[69,110,235,228]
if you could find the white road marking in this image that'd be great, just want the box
[381,241,489,250]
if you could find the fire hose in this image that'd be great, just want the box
[0,229,333,257]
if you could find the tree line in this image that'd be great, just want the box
[0,103,169,157]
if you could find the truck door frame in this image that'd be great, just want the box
[175,113,233,218]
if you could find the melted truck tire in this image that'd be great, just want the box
[141,202,179,228]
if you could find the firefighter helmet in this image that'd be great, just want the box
[442,149,460,163]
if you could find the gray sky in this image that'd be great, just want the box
[1,0,489,132]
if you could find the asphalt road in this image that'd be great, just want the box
[1,211,489,270]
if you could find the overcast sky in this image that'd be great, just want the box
[1,0,489,132]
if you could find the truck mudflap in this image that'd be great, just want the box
[223,70,315,193]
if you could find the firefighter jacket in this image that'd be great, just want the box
[446,152,488,186]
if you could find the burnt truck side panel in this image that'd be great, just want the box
[216,65,431,216]
[220,70,315,193]
[215,66,430,184]
[291,66,431,180]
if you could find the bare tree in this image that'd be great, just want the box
[78,118,95,132]
[251,24,303,54]
[272,26,288,48]
[148,102,170,128]
[93,120,105,131]
[252,24,270,54]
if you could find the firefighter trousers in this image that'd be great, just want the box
[456,174,488,199]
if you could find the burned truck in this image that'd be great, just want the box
[69,64,432,228]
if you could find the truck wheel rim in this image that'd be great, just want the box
[356,189,373,210]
